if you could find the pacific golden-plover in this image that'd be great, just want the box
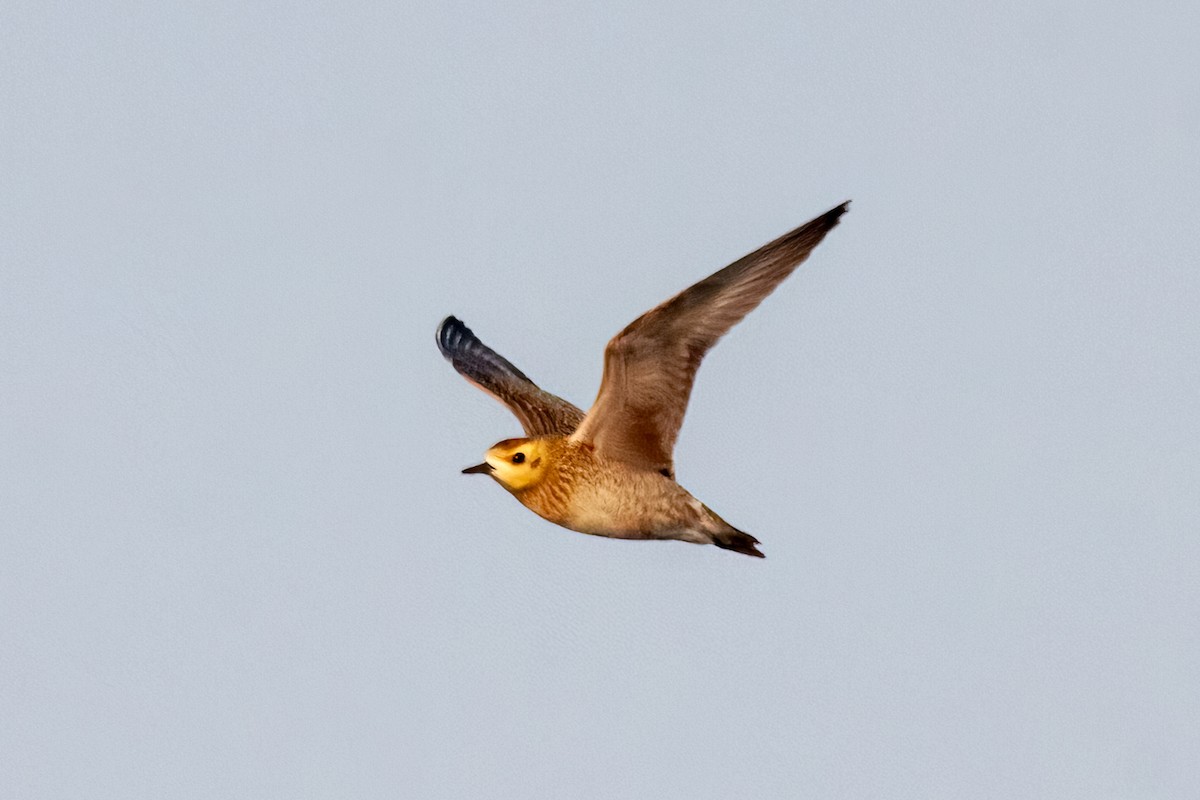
[437,202,849,557]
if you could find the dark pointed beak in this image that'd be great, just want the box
[461,462,493,475]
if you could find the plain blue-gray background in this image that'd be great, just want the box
[3,2,1198,797]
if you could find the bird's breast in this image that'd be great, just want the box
[522,452,697,538]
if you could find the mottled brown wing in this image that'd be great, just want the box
[570,202,849,473]
[437,316,585,436]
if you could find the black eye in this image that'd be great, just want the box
[511,452,525,464]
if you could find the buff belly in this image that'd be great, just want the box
[553,485,712,544]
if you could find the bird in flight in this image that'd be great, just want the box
[437,202,848,557]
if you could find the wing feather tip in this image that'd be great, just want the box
[822,200,851,227]
[436,315,469,358]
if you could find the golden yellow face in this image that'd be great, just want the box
[463,438,550,492]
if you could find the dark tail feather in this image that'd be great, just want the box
[713,528,765,559]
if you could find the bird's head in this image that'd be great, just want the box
[461,437,551,492]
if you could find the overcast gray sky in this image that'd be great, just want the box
[3,2,1198,798]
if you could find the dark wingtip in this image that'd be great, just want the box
[434,316,538,385]
[436,315,469,358]
[824,200,851,226]
[758,201,851,262]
